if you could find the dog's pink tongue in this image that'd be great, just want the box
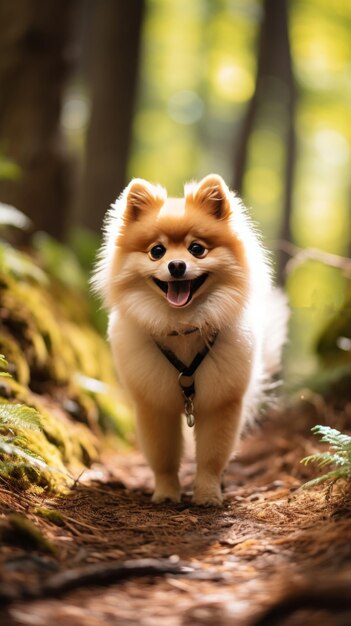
[167,281,191,307]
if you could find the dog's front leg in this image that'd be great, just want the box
[193,400,242,506]
[136,404,182,503]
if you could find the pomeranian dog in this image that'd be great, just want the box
[93,174,288,506]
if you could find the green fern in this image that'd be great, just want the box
[301,425,351,488]
[0,355,70,487]
[0,440,49,471]
[0,403,41,430]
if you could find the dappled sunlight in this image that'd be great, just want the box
[213,61,255,103]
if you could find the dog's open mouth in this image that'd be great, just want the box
[152,274,208,307]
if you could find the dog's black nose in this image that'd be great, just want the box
[168,260,186,278]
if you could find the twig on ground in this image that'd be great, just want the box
[0,558,225,604]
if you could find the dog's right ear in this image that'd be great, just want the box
[124,179,166,221]
[185,174,231,220]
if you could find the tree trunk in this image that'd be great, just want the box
[233,0,296,282]
[76,0,145,234]
[0,0,76,240]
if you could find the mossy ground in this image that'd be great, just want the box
[0,239,132,492]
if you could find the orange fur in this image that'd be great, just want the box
[93,174,289,506]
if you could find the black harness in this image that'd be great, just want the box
[154,331,218,426]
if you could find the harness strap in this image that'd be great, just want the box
[154,332,218,398]
[167,326,199,337]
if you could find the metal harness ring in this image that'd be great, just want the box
[178,371,195,397]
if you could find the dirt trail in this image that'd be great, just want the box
[1,402,351,625]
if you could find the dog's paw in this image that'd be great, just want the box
[152,474,181,504]
[192,493,223,507]
[192,483,223,507]
[152,489,181,504]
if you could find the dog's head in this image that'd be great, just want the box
[94,174,265,334]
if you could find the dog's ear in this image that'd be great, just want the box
[124,179,166,221]
[187,174,231,220]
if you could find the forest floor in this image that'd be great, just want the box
[1,396,351,626]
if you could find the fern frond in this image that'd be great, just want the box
[0,439,68,477]
[302,425,351,489]
[303,467,351,489]
[302,452,346,468]
[0,440,49,470]
[0,403,42,431]
[311,425,351,450]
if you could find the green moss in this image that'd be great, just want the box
[33,507,64,526]
[0,377,100,491]
[0,236,132,494]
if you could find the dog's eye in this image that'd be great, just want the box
[188,242,207,258]
[149,244,166,260]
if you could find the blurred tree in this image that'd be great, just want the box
[233,0,296,282]
[77,0,145,233]
[0,0,76,239]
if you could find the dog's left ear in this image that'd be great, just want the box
[187,174,231,220]
[124,178,166,221]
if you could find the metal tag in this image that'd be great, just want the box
[184,396,195,428]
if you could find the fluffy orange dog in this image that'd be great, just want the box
[93,174,288,506]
